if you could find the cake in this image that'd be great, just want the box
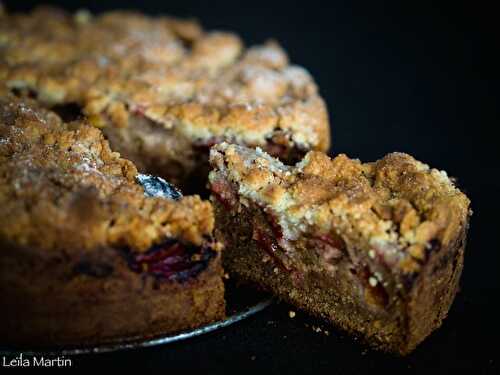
[0,95,224,346]
[0,6,330,191]
[208,143,471,355]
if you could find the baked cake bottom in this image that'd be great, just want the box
[0,240,225,347]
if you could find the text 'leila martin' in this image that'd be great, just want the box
[2,354,72,368]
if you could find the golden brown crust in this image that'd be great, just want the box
[209,143,470,274]
[0,95,214,251]
[0,7,330,152]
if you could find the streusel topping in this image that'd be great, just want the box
[0,96,214,251]
[0,7,329,151]
[209,143,470,273]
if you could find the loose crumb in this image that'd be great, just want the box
[312,326,322,333]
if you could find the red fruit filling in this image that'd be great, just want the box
[125,239,215,282]
[264,141,288,159]
[315,233,346,251]
[265,212,284,240]
[252,226,291,272]
[210,179,238,209]
[263,138,305,164]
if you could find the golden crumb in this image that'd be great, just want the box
[0,96,214,251]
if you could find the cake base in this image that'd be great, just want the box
[0,241,225,347]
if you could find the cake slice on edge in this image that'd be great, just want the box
[208,143,471,355]
[0,96,224,347]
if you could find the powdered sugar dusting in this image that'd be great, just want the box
[246,44,288,67]
[283,66,312,88]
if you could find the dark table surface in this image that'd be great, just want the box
[3,0,498,373]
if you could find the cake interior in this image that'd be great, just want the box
[82,108,309,194]
[211,176,404,344]
[211,178,467,354]
[208,145,470,354]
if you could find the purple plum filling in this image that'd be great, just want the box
[124,239,216,282]
[211,177,393,307]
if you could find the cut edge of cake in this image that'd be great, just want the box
[208,142,471,354]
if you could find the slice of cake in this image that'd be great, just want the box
[0,95,224,347]
[208,143,471,355]
[0,6,330,191]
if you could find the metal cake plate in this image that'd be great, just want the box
[0,282,272,355]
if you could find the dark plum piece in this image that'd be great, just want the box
[136,174,182,200]
[124,239,215,282]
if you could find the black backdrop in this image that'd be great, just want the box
[3,0,498,373]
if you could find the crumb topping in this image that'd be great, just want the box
[0,96,214,251]
[0,7,329,151]
[209,143,470,272]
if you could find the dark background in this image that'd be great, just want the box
[3,0,498,373]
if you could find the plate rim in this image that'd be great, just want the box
[0,297,273,356]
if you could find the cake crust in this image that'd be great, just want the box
[0,96,225,346]
[208,143,471,354]
[0,96,213,250]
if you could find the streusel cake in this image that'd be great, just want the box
[0,6,330,191]
[208,143,471,354]
[0,95,224,346]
